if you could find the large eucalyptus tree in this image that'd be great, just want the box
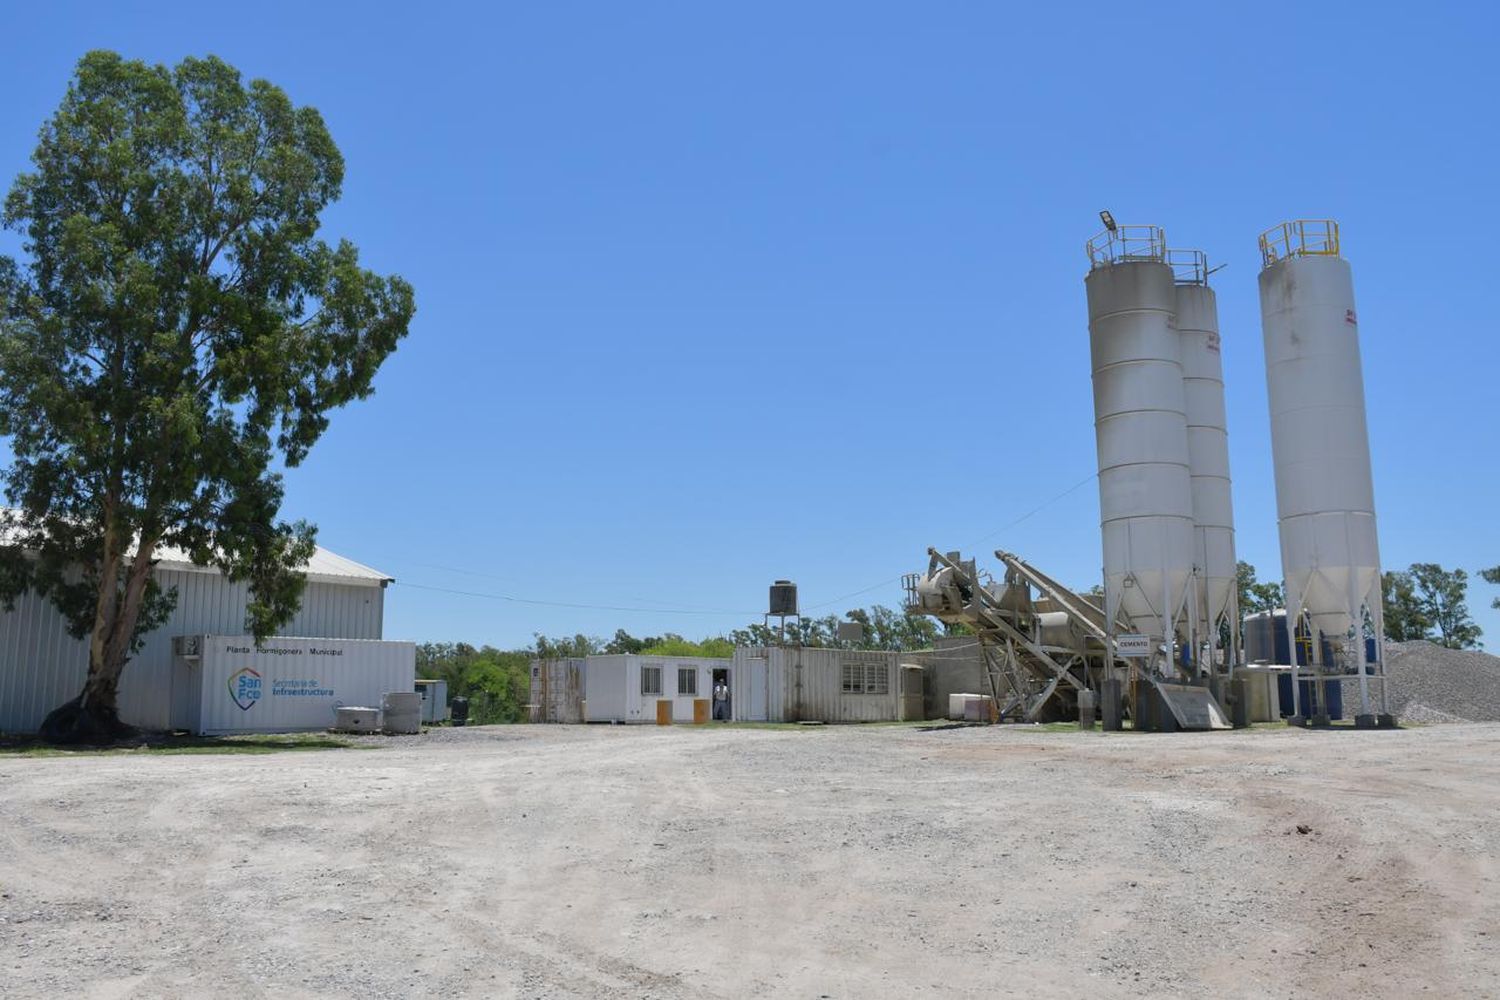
[0,51,414,741]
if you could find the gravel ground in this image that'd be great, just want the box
[1,722,1497,999]
[1381,640,1500,722]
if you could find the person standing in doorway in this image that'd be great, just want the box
[713,677,729,721]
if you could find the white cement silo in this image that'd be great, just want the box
[1258,220,1383,718]
[1086,226,1196,676]
[1172,251,1238,670]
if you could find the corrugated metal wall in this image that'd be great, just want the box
[530,658,587,722]
[0,568,386,734]
[731,647,905,723]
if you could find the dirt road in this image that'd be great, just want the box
[1,723,1496,998]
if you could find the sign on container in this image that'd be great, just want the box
[182,636,416,735]
[1116,634,1153,658]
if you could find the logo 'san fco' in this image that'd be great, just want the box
[228,667,262,712]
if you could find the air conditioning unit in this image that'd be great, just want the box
[172,635,203,659]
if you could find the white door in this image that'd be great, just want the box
[747,657,769,721]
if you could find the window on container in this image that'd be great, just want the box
[641,666,662,696]
[841,660,863,694]
[864,662,890,695]
[678,667,697,696]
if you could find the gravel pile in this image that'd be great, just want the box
[1379,640,1500,722]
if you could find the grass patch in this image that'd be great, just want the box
[684,721,831,732]
[670,721,937,732]
[0,732,373,757]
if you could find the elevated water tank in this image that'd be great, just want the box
[1086,224,1196,673]
[1172,250,1238,657]
[769,580,798,616]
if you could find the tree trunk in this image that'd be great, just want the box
[38,532,160,744]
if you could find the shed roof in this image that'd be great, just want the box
[153,543,393,587]
[2,509,392,587]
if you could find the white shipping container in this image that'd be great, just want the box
[175,635,416,735]
[583,655,730,723]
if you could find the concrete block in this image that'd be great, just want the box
[1355,714,1377,729]
[381,691,422,735]
[948,693,982,721]
[1229,677,1250,729]
[335,707,381,733]
[1077,689,1096,730]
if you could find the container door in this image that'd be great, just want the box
[747,657,768,721]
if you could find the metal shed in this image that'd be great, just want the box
[0,541,393,734]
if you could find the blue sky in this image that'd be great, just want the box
[2,2,1497,648]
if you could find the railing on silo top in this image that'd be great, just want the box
[1086,224,1166,269]
[1259,219,1340,266]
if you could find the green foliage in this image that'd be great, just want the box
[1406,563,1481,649]
[593,629,735,658]
[0,51,412,722]
[1381,570,1433,642]
[532,633,603,659]
[1237,561,1284,615]
[1480,566,1500,610]
[416,642,531,725]
[638,634,736,658]
[727,604,940,651]
[603,628,647,654]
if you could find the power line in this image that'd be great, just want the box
[394,580,758,617]
[960,471,1097,548]
[392,472,1097,622]
[801,471,1098,612]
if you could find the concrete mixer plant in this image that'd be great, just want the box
[904,214,1396,733]
[904,548,1229,730]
